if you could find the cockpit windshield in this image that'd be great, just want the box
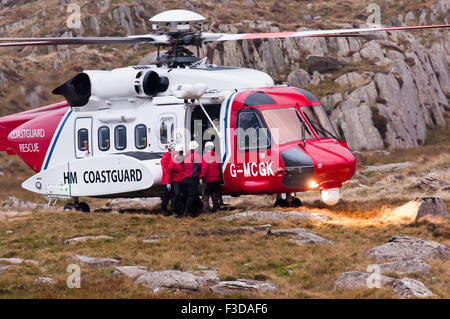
[261,107,313,145]
[301,105,338,139]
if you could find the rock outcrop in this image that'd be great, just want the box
[367,257,431,276]
[392,278,433,298]
[75,255,120,268]
[207,10,449,151]
[134,269,220,293]
[366,234,450,261]
[64,235,113,245]
[210,279,278,295]
[113,266,148,279]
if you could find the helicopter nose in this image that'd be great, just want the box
[305,141,356,189]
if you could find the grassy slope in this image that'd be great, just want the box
[0,124,448,298]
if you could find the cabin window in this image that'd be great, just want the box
[98,126,110,151]
[114,125,127,150]
[135,124,147,149]
[261,108,313,144]
[237,110,270,152]
[77,128,89,151]
[160,116,175,145]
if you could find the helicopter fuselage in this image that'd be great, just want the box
[0,64,356,205]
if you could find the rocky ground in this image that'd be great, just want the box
[0,142,449,298]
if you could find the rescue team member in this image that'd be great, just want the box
[160,142,176,216]
[183,141,202,217]
[200,141,222,213]
[167,144,185,218]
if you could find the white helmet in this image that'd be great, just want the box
[175,144,184,153]
[188,140,199,150]
[167,142,176,151]
[205,141,214,149]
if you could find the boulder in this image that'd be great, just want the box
[0,258,38,266]
[220,211,330,222]
[138,51,158,65]
[64,235,113,245]
[0,265,11,275]
[367,257,431,276]
[210,279,278,295]
[105,197,160,209]
[392,278,433,298]
[415,197,448,220]
[362,162,411,173]
[1,196,56,211]
[306,55,347,73]
[320,93,342,113]
[417,178,450,192]
[382,198,448,222]
[360,41,385,61]
[334,72,365,87]
[269,227,332,245]
[113,266,148,279]
[195,224,271,236]
[366,234,450,261]
[290,232,333,245]
[134,269,219,293]
[287,69,311,87]
[143,234,168,243]
[75,255,120,268]
[334,271,395,290]
[34,277,56,285]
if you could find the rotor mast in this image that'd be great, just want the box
[149,9,206,67]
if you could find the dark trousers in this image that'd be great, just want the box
[171,181,183,214]
[161,184,171,214]
[202,181,221,213]
[183,177,199,216]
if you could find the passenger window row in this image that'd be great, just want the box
[77,125,148,152]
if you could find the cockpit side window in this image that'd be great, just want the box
[237,109,270,152]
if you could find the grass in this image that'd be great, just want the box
[0,142,449,298]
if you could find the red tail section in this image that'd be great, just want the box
[0,101,70,171]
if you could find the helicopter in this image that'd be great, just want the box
[0,9,448,212]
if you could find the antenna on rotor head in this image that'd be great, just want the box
[149,9,206,67]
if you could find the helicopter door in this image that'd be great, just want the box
[152,106,186,152]
[74,117,93,158]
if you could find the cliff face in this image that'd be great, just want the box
[206,2,449,150]
[0,0,448,151]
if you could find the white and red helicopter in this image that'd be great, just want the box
[0,9,448,212]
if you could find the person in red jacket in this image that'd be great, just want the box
[200,141,222,213]
[167,144,185,217]
[160,142,175,216]
[183,140,202,217]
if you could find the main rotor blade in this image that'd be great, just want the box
[202,24,450,42]
[0,35,169,47]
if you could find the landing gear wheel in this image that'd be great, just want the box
[274,199,289,208]
[63,203,75,211]
[75,202,90,213]
[291,197,302,207]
